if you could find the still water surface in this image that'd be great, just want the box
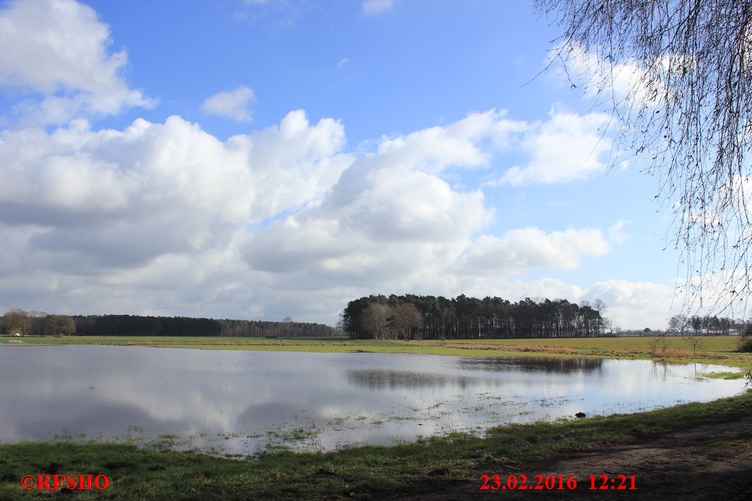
[0,344,744,455]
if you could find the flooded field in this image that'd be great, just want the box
[0,344,744,456]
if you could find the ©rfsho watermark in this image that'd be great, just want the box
[20,474,110,491]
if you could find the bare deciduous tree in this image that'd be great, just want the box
[391,303,423,340]
[362,303,394,340]
[668,314,690,334]
[536,0,752,316]
[3,309,30,336]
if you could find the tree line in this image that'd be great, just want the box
[667,314,746,336]
[1,309,76,336]
[2,309,335,338]
[340,294,609,340]
[72,314,335,337]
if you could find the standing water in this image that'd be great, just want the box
[0,344,744,455]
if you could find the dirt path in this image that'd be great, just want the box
[392,414,752,500]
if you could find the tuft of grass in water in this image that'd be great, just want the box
[701,371,746,380]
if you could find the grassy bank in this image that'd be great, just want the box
[1,390,750,500]
[3,334,750,368]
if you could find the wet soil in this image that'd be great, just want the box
[391,414,752,500]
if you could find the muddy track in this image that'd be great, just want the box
[390,414,752,500]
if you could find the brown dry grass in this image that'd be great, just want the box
[652,346,693,358]
[450,343,578,354]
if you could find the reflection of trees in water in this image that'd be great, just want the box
[649,360,701,381]
[649,361,683,382]
[346,370,492,391]
[458,357,603,374]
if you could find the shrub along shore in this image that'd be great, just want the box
[1,335,750,500]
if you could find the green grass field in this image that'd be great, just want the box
[3,334,749,367]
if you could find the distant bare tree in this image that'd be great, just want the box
[282,316,293,337]
[362,303,394,340]
[683,332,705,357]
[3,309,30,336]
[592,298,608,333]
[671,312,704,355]
[668,314,690,335]
[536,0,752,317]
[391,303,423,340]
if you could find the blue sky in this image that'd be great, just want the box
[0,0,690,329]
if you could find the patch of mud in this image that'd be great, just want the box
[391,415,752,500]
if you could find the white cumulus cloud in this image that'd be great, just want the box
[241,111,503,284]
[0,110,350,269]
[498,109,611,185]
[608,220,632,244]
[0,108,640,324]
[458,228,610,275]
[580,280,679,330]
[201,86,256,122]
[362,0,394,15]
[0,0,152,124]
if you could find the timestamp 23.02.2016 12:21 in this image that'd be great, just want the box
[479,473,637,491]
